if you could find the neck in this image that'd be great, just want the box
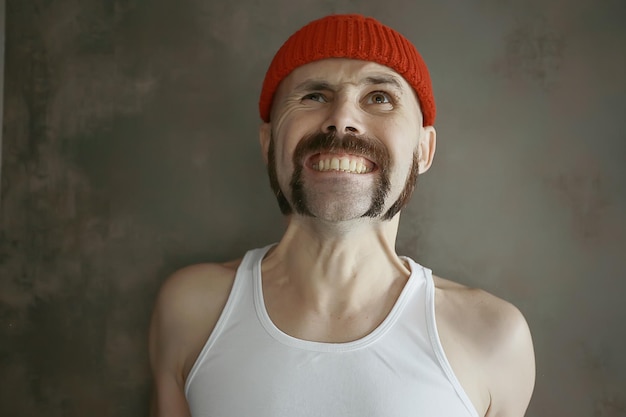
[261,214,410,312]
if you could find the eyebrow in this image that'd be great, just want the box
[293,74,404,93]
[362,75,403,90]
[294,80,334,93]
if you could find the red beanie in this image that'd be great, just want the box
[259,14,436,126]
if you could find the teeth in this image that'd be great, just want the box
[313,156,371,174]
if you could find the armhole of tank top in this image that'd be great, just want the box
[424,269,481,417]
[183,250,256,396]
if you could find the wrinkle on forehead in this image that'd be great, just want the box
[293,74,405,95]
[270,58,424,125]
[278,59,406,93]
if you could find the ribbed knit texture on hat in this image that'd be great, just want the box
[259,14,436,126]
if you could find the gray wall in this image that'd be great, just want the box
[0,0,4,192]
[1,0,625,416]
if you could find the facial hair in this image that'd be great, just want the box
[382,150,420,220]
[266,131,420,221]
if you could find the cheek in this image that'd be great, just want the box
[375,120,419,181]
[271,130,299,181]
[273,111,320,164]
[271,142,294,184]
[376,119,419,157]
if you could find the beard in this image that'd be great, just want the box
[267,130,420,221]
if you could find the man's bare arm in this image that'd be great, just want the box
[148,263,238,417]
[484,301,535,417]
[435,278,535,417]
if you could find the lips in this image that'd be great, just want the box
[308,153,375,174]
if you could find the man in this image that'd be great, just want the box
[149,14,535,417]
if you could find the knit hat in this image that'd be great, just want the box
[259,14,436,126]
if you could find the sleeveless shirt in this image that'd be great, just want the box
[185,245,479,417]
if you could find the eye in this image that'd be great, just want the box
[367,92,392,104]
[302,92,327,103]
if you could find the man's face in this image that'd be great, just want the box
[262,58,435,222]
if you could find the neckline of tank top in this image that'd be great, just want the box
[251,245,429,353]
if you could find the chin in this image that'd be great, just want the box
[299,200,377,222]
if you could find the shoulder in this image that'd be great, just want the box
[149,259,242,382]
[433,275,535,417]
[433,276,529,343]
[154,260,240,318]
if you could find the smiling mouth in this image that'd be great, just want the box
[308,153,375,174]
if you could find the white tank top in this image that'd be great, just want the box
[185,245,479,417]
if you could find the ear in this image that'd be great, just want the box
[417,126,436,174]
[259,122,272,164]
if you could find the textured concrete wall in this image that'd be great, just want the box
[0,0,5,190]
[1,1,624,416]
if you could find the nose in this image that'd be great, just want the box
[322,98,364,136]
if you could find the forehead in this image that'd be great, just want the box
[277,58,414,94]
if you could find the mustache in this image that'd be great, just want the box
[292,131,390,170]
